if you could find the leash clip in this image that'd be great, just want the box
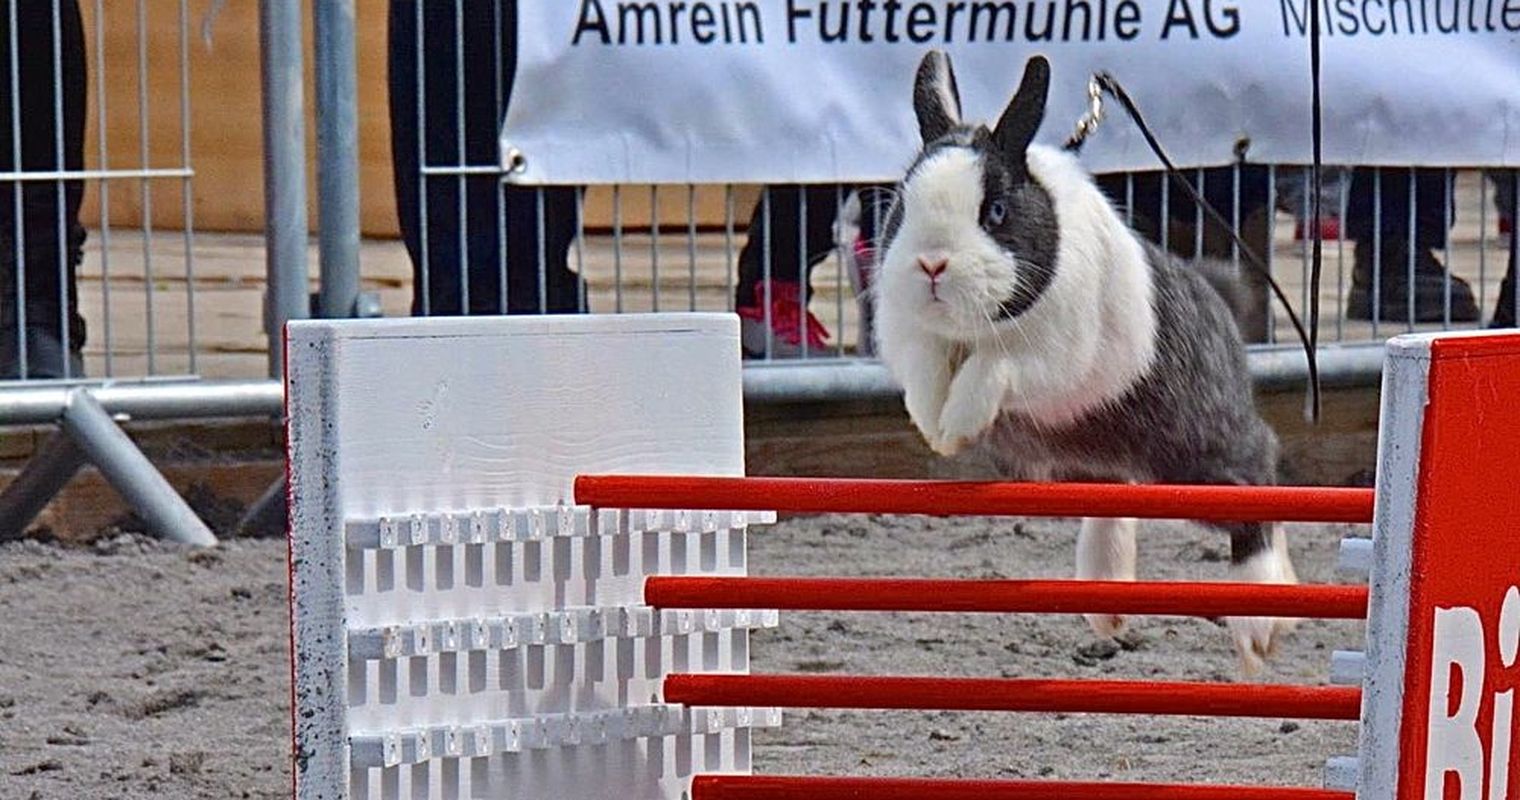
[1064,74,1106,152]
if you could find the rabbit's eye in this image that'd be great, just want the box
[986,199,1008,227]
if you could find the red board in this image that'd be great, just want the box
[646,576,1369,619]
[691,775,1354,800]
[664,674,1362,720]
[1397,334,1520,800]
[575,476,1373,522]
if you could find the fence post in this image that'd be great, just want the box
[259,0,310,378]
[313,0,361,320]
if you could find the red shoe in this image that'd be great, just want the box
[1294,216,1341,241]
[736,281,830,356]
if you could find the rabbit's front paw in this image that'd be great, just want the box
[903,386,949,451]
[938,370,1003,452]
[928,432,967,458]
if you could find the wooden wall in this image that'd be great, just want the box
[76,0,745,237]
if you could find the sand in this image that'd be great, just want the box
[0,514,1366,798]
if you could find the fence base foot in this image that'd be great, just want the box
[59,389,218,547]
[235,472,288,539]
[0,429,88,541]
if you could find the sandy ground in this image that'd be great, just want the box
[0,515,1366,799]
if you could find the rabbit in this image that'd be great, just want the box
[872,50,1298,675]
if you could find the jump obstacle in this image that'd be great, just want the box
[287,314,1520,800]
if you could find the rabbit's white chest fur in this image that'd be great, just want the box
[876,144,1158,456]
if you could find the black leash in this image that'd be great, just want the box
[1306,0,1326,422]
[1066,68,1325,424]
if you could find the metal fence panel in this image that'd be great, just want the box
[0,0,1516,410]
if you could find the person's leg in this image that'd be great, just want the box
[490,1,580,314]
[734,185,806,355]
[1493,172,1517,327]
[1345,167,1476,322]
[500,185,582,314]
[1495,248,1517,328]
[391,0,582,317]
[389,0,463,316]
[734,184,855,355]
[0,0,86,379]
[735,185,805,309]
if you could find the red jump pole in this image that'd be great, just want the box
[645,576,1370,619]
[663,674,1362,720]
[574,476,1375,523]
[690,775,1356,800]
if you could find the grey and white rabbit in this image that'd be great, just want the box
[873,51,1297,674]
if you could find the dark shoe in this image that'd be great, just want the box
[1347,242,1480,323]
[0,325,85,379]
[1492,257,1516,329]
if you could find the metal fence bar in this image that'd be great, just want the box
[136,0,155,373]
[0,378,281,425]
[314,0,361,320]
[574,185,587,312]
[535,186,546,312]
[687,183,697,311]
[724,184,735,312]
[1335,169,1346,341]
[1193,168,1203,259]
[452,0,467,315]
[737,343,1386,405]
[1479,168,1490,315]
[1125,172,1134,227]
[834,184,845,358]
[93,0,111,375]
[496,177,508,313]
[1230,164,1239,275]
[0,166,192,181]
[418,164,502,176]
[494,0,506,314]
[650,184,660,312]
[1159,170,1169,257]
[178,0,196,371]
[1266,164,1277,343]
[762,187,773,359]
[9,0,27,379]
[612,184,623,312]
[3,1,1512,399]
[1300,168,1311,318]
[1405,168,1416,331]
[412,0,429,315]
[50,0,69,378]
[1371,169,1381,338]
[259,0,310,377]
[0,340,1387,428]
[1512,170,1519,325]
[1442,167,1452,328]
[798,185,808,359]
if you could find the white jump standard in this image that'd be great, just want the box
[287,314,1520,800]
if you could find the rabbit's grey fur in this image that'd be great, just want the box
[874,51,1296,673]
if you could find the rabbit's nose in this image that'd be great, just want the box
[918,256,948,278]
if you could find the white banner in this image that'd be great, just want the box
[501,1,1520,185]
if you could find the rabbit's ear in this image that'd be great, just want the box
[991,55,1050,156]
[914,50,962,144]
